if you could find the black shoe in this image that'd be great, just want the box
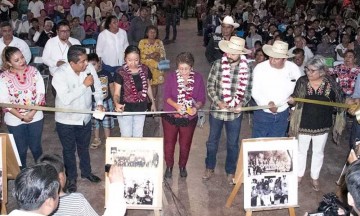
[180,167,187,177]
[81,174,101,183]
[164,167,172,178]
[67,179,77,193]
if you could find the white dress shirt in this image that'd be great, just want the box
[0,36,31,66]
[52,63,103,126]
[96,29,129,67]
[27,0,44,18]
[70,3,85,23]
[86,6,101,25]
[18,21,31,34]
[103,183,127,216]
[42,36,81,76]
[252,60,302,113]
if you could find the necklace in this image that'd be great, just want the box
[125,64,148,102]
[221,54,249,108]
[14,67,28,84]
[58,42,68,59]
[176,70,194,109]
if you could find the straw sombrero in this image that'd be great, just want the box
[262,41,294,58]
[219,36,251,55]
[219,16,240,29]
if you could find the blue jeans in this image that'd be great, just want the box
[205,114,242,174]
[56,121,92,180]
[252,109,289,138]
[117,115,146,137]
[102,63,120,78]
[165,12,177,40]
[7,119,44,168]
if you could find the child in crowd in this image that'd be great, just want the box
[88,53,114,149]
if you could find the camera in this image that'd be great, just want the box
[308,193,351,216]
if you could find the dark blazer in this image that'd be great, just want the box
[35,31,54,47]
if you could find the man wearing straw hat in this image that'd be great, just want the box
[205,15,239,64]
[203,36,252,184]
[252,41,302,138]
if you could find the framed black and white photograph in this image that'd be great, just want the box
[243,138,298,211]
[249,175,289,207]
[105,137,163,211]
[247,150,293,176]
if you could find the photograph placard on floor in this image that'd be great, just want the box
[105,137,163,211]
[243,137,298,211]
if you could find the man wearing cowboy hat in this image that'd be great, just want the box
[205,15,239,64]
[204,36,252,184]
[252,40,302,138]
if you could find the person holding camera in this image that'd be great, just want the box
[288,56,346,191]
[344,159,360,215]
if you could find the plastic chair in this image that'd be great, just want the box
[333,61,344,67]
[82,38,97,53]
[236,30,245,38]
[324,57,334,67]
[30,46,41,56]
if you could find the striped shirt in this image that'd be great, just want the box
[51,193,98,216]
[207,58,252,121]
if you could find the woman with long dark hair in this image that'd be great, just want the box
[0,46,46,168]
[96,15,129,76]
[113,45,156,137]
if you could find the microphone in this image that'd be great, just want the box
[87,73,95,92]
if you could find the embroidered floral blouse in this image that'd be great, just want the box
[328,64,360,96]
[291,76,343,135]
[0,66,45,126]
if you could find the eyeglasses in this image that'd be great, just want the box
[304,66,319,74]
[58,30,70,33]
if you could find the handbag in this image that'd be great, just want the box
[158,59,170,70]
[161,114,190,127]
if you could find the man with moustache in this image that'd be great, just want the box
[205,15,238,64]
[43,20,81,76]
[0,21,31,67]
[252,41,301,138]
[52,45,104,193]
[203,36,252,184]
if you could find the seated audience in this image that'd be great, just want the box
[336,34,350,61]
[118,14,130,32]
[33,19,55,47]
[83,15,98,38]
[316,34,336,59]
[70,17,86,42]
[328,50,360,97]
[292,48,306,75]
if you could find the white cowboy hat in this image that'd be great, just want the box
[219,36,251,55]
[219,16,240,28]
[262,41,294,58]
